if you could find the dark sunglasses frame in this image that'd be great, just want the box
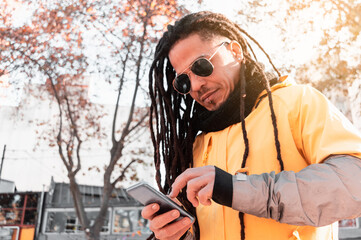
[172,42,229,95]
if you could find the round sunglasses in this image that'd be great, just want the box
[172,42,229,95]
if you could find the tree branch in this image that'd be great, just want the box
[111,44,131,145]
[64,94,82,175]
[127,109,149,134]
[111,159,137,186]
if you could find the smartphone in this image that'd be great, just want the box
[126,182,195,223]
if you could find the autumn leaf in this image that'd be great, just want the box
[150,0,156,9]
[86,7,94,14]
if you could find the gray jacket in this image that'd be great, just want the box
[231,154,361,226]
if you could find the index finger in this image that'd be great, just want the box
[170,168,201,198]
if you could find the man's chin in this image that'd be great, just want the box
[203,102,222,112]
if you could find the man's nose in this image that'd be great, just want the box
[189,73,206,93]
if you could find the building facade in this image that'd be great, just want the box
[0,178,151,240]
[37,179,150,240]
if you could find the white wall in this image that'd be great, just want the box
[0,82,154,191]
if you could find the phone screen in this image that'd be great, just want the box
[126,182,195,223]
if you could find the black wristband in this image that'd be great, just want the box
[212,166,233,207]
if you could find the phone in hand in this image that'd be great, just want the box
[126,182,195,223]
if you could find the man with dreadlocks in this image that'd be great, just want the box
[142,11,361,240]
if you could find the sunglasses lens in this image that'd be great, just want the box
[191,58,213,77]
[174,74,191,94]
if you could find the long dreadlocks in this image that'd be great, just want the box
[148,11,284,240]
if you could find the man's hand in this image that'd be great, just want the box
[141,203,193,240]
[169,166,215,207]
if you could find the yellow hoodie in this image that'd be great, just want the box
[192,77,361,240]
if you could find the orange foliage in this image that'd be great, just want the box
[1,0,187,238]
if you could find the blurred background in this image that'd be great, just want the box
[0,0,360,239]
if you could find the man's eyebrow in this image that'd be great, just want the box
[177,54,208,75]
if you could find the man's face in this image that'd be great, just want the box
[169,33,242,111]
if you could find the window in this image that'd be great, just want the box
[45,212,66,233]
[24,210,37,225]
[25,194,38,208]
[113,208,150,234]
[1,209,22,225]
[0,194,24,208]
[339,218,359,228]
[88,211,109,233]
[0,193,38,226]
[45,209,110,234]
[0,227,19,240]
[65,215,81,233]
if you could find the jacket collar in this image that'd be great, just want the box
[254,75,293,109]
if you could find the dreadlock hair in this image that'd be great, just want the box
[148,11,284,240]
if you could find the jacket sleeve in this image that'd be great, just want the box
[212,154,361,227]
[231,154,361,226]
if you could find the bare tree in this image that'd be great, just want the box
[0,0,187,239]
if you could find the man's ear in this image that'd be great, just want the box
[230,41,243,61]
